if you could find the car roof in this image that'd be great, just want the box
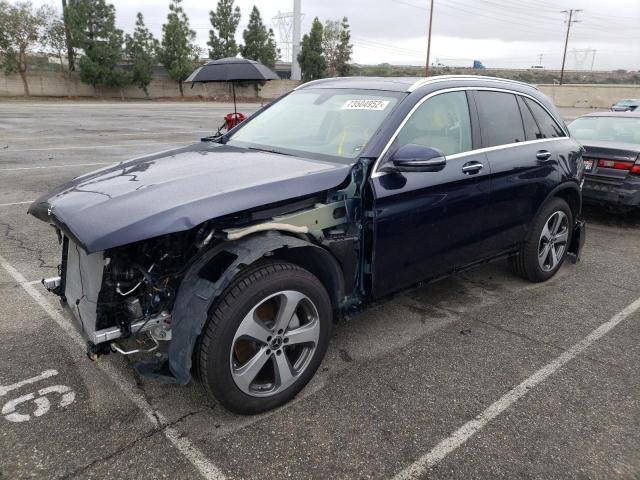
[577,111,640,119]
[295,75,537,93]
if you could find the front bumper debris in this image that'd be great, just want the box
[42,276,61,292]
[61,301,169,345]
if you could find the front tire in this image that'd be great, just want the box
[511,197,573,282]
[197,260,332,414]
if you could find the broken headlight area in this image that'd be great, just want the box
[57,228,213,358]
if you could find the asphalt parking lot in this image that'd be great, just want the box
[1,100,639,480]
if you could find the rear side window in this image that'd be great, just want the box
[475,91,525,147]
[523,98,565,138]
[517,96,542,141]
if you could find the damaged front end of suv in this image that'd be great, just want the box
[28,141,368,386]
[29,82,409,413]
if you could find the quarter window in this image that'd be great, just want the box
[395,91,472,156]
[523,98,565,138]
[475,91,525,147]
[517,96,542,140]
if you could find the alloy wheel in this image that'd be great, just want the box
[538,210,569,272]
[229,290,321,397]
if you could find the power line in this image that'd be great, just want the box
[390,0,564,38]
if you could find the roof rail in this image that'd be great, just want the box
[294,78,337,90]
[407,75,537,92]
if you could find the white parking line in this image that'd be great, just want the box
[0,369,58,397]
[0,142,183,153]
[0,162,111,171]
[0,254,226,480]
[0,200,33,207]
[392,295,640,480]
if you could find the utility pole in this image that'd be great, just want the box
[61,0,75,71]
[291,0,302,81]
[559,9,581,85]
[425,0,434,76]
[538,53,543,66]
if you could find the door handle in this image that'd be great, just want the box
[462,161,483,174]
[536,150,552,161]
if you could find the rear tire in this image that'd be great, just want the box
[511,197,573,282]
[197,260,332,415]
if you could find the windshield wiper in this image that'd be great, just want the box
[246,146,293,156]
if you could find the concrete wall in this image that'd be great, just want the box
[0,69,300,100]
[2,69,639,109]
[538,84,640,108]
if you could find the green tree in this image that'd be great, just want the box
[207,0,240,59]
[66,0,129,96]
[335,17,352,76]
[60,0,75,70]
[159,0,196,96]
[125,13,158,97]
[240,6,278,68]
[322,17,352,77]
[43,15,73,94]
[0,1,52,96]
[297,17,325,82]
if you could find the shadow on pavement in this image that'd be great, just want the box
[581,204,640,229]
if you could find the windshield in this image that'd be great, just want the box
[227,88,404,162]
[614,100,637,106]
[569,116,640,144]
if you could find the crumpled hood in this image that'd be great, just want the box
[29,142,352,253]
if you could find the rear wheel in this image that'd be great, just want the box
[197,260,332,414]
[511,197,573,282]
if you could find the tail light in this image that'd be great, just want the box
[632,154,640,175]
[597,159,634,171]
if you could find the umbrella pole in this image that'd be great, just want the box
[232,82,237,118]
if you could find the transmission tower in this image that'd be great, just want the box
[571,48,597,70]
[272,3,303,80]
[273,11,294,62]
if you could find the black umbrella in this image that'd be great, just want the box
[185,57,279,117]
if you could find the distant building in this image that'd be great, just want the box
[274,61,292,79]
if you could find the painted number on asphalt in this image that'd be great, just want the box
[0,369,76,423]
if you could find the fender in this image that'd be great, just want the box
[535,180,582,221]
[134,231,344,384]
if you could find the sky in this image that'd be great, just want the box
[25,0,640,70]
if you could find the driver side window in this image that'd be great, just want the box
[396,91,472,156]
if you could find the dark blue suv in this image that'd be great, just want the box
[30,75,586,414]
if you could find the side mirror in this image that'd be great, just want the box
[384,144,447,173]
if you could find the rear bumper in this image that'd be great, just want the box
[582,176,640,208]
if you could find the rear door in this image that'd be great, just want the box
[369,90,491,298]
[473,90,562,254]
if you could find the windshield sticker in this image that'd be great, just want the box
[342,99,390,111]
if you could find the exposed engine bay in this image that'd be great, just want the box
[59,226,212,357]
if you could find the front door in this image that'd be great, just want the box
[369,90,492,298]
